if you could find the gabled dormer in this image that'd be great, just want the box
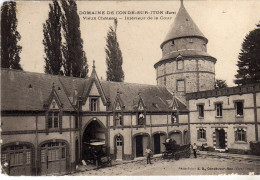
[44,83,63,134]
[113,90,125,127]
[136,92,146,126]
[82,61,108,112]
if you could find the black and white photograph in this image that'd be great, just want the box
[1,0,260,177]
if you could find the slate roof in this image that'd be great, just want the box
[100,81,187,112]
[161,2,207,48]
[1,68,187,112]
[1,69,75,111]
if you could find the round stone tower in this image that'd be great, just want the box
[154,0,216,102]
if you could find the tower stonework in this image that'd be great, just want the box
[154,1,216,102]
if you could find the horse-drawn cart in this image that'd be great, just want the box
[162,139,191,160]
[83,142,112,168]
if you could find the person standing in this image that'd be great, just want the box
[145,147,153,164]
[193,143,197,158]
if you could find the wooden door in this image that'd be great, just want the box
[136,135,143,157]
[40,142,66,175]
[1,144,32,176]
[154,134,161,154]
[116,136,123,160]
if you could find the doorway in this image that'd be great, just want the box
[136,135,143,157]
[216,129,226,149]
[115,136,123,160]
[154,134,161,154]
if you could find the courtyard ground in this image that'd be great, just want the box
[71,154,260,176]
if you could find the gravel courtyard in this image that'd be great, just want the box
[72,156,260,176]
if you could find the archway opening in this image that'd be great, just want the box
[133,134,150,158]
[153,133,167,154]
[82,120,106,161]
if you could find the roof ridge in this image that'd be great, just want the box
[1,68,89,81]
[100,79,166,88]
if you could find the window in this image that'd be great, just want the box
[215,103,222,117]
[171,112,178,124]
[48,111,59,129]
[235,101,244,117]
[177,60,184,70]
[1,153,7,163]
[116,136,123,146]
[171,40,175,46]
[115,112,123,126]
[10,152,24,166]
[177,80,185,92]
[90,97,98,111]
[137,112,145,125]
[41,142,66,163]
[197,105,204,118]
[197,128,206,140]
[26,152,31,164]
[235,128,246,142]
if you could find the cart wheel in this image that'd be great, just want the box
[174,154,180,160]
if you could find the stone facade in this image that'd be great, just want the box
[187,84,260,153]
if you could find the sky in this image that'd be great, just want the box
[13,0,260,86]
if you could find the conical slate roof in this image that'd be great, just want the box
[161,2,207,48]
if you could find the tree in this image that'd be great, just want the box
[1,1,22,70]
[234,23,260,85]
[60,0,88,78]
[105,19,124,82]
[43,0,63,75]
[215,79,228,89]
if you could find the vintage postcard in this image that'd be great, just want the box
[1,0,260,177]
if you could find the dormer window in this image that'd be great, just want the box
[137,112,145,125]
[115,112,123,126]
[48,111,60,129]
[90,97,98,112]
[171,112,178,124]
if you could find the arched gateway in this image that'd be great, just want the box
[82,119,107,160]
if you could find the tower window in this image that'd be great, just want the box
[177,80,185,92]
[171,40,175,46]
[177,60,184,70]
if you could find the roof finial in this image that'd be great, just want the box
[180,0,184,6]
[92,60,96,69]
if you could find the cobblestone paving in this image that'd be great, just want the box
[71,156,260,176]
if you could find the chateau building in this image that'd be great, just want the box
[1,1,259,176]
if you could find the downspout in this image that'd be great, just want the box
[253,87,258,141]
[35,111,38,176]
[69,114,72,173]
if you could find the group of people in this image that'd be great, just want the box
[145,142,198,164]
